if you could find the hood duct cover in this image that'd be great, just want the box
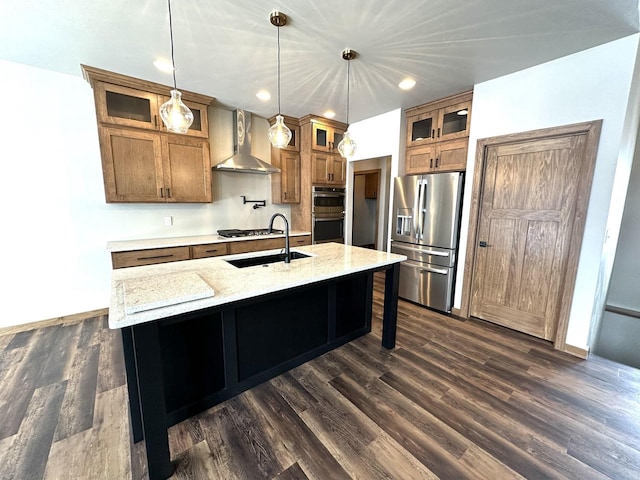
[213,109,281,174]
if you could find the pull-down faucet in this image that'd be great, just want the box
[268,213,290,263]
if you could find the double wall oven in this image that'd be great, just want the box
[312,186,345,244]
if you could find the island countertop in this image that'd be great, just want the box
[109,243,406,329]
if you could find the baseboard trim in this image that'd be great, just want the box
[562,344,589,360]
[0,308,109,336]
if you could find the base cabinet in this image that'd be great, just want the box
[124,272,372,427]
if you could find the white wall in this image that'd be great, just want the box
[345,109,403,251]
[455,34,640,351]
[0,60,287,328]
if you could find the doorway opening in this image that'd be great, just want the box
[348,156,392,251]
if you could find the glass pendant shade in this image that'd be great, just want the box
[338,130,357,158]
[160,89,194,134]
[268,114,292,149]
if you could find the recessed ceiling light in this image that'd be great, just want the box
[324,110,336,118]
[398,78,416,90]
[153,59,175,73]
[457,109,468,116]
[256,90,271,101]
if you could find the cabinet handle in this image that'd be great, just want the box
[430,159,433,169]
[137,254,174,261]
[160,188,164,198]
[167,188,171,198]
[431,129,435,139]
[154,115,158,127]
[435,158,439,168]
[205,249,219,253]
[437,127,441,138]
[284,191,287,199]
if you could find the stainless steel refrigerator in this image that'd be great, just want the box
[390,172,464,312]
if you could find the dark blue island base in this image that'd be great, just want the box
[122,263,400,480]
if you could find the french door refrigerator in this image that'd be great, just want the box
[391,172,464,312]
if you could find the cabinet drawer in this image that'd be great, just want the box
[291,235,311,246]
[191,243,229,259]
[111,246,190,268]
[229,238,285,254]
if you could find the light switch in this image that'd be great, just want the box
[164,216,173,226]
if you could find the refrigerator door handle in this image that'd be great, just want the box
[413,181,422,240]
[420,266,449,275]
[393,244,450,257]
[418,178,428,241]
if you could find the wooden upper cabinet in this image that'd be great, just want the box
[95,82,209,138]
[271,150,301,204]
[99,127,164,202]
[311,153,345,185]
[162,135,211,202]
[405,91,472,174]
[311,121,345,153]
[83,65,214,203]
[100,128,211,203]
[406,91,472,148]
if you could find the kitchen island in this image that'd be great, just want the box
[109,243,405,480]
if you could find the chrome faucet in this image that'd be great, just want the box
[268,213,290,263]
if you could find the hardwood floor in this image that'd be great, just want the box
[1,275,639,479]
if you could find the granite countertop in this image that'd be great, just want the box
[107,231,312,252]
[109,243,406,329]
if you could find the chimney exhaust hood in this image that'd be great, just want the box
[213,109,281,174]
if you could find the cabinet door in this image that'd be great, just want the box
[311,122,332,152]
[111,246,190,268]
[434,138,467,172]
[281,151,301,203]
[282,122,300,152]
[158,96,209,138]
[229,238,286,254]
[95,82,160,131]
[100,127,164,202]
[437,100,471,141]
[406,109,438,148]
[162,135,212,203]
[405,145,436,174]
[311,153,331,183]
[364,172,379,199]
[329,155,346,185]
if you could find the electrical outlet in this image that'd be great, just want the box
[164,216,173,226]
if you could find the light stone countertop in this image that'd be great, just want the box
[107,231,312,252]
[109,243,406,329]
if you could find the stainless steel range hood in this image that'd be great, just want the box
[213,109,280,174]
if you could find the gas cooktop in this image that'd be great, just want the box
[217,228,284,238]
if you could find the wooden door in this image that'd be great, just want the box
[162,135,211,203]
[469,133,592,340]
[99,127,164,202]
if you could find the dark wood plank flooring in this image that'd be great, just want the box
[1,274,639,479]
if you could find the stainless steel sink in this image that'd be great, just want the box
[225,251,310,268]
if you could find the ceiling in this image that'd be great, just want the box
[1,1,639,123]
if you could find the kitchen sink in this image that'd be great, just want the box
[225,251,310,268]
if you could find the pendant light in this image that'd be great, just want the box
[268,11,293,149]
[159,0,194,134]
[337,49,357,158]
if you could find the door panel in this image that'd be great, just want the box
[470,135,586,340]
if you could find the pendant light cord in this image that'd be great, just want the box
[346,58,351,124]
[277,24,282,115]
[167,0,178,90]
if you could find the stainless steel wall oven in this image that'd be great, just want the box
[312,186,345,244]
